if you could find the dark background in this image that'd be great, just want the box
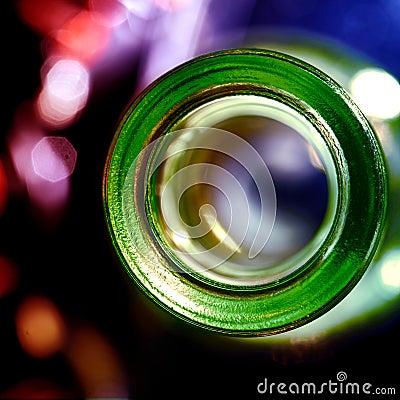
[1,0,399,398]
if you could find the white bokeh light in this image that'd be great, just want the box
[380,249,400,289]
[350,68,400,120]
[31,136,77,182]
[37,59,90,128]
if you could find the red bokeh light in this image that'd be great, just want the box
[16,0,80,36]
[52,10,111,64]
[0,256,19,298]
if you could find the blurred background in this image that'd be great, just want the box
[1,0,399,398]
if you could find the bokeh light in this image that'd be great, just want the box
[15,295,67,359]
[350,68,400,120]
[137,0,210,88]
[88,0,128,28]
[65,325,128,399]
[37,59,90,128]
[3,0,400,397]
[0,378,73,399]
[16,0,80,36]
[152,0,194,10]
[0,160,8,216]
[0,256,19,298]
[8,124,71,221]
[8,118,45,186]
[121,0,158,20]
[31,136,77,183]
[380,249,400,291]
[52,10,111,64]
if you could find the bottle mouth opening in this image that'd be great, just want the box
[146,95,338,287]
[106,48,387,334]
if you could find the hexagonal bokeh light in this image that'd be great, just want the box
[31,136,77,183]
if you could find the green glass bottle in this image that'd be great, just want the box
[103,48,388,336]
[239,32,400,341]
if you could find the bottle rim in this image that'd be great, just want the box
[103,48,388,336]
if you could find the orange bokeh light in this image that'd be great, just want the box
[66,325,128,398]
[15,295,67,359]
